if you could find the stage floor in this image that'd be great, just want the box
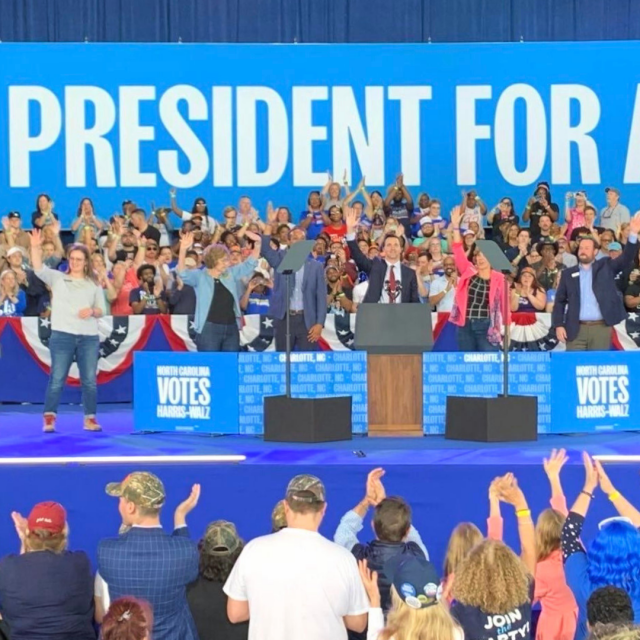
[2,403,640,465]
[2,403,640,572]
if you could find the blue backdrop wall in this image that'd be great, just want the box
[3,42,640,226]
[2,0,640,43]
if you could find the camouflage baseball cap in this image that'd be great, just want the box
[271,500,287,531]
[285,474,326,504]
[105,472,166,509]
[201,520,241,556]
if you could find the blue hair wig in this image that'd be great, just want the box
[588,520,640,610]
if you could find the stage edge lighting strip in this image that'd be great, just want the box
[592,455,640,463]
[0,455,246,465]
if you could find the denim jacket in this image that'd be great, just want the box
[178,257,257,333]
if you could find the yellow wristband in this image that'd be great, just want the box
[609,491,621,502]
[516,509,531,518]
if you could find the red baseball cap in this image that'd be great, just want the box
[27,502,66,534]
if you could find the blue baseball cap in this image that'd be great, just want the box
[609,242,622,252]
[384,556,441,610]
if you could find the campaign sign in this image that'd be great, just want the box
[423,352,552,434]
[238,351,367,435]
[133,351,239,433]
[550,351,640,433]
[5,42,640,226]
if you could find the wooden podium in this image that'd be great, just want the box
[355,304,433,437]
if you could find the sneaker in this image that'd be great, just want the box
[43,414,56,433]
[83,417,102,432]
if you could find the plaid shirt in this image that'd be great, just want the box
[97,526,199,640]
[466,276,490,319]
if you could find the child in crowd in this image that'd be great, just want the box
[334,468,428,613]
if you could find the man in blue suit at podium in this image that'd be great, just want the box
[260,228,327,351]
[344,207,420,303]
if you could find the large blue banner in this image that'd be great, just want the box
[3,42,640,226]
[550,351,640,433]
[133,351,239,433]
[423,352,552,434]
[238,351,367,435]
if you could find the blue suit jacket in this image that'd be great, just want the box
[552,238,637,341]
[97,527,199,640]
[260,240,327,329]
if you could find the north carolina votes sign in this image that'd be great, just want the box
[551,352,640,432]
[133,352,239,433]
[155,364,212,420]
[4,42,640,225]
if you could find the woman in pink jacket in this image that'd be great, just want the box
[487,449,578,640]
[448,206,510,351]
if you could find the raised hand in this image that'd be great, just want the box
[582,451,598,493]
[543,448,568,480]
[496,473,525,506]
[11,511,28,542]
[169,187,177,198]
[365,468,386,505]
[594,459,616,495]
[30,229,43,248]
[450,205,463,228]
[358,559,381,608]
[629,212,640,235]
[344,206,359,233]
[174,483,201,527]
[266,201,276,223]
[179,231,194,251]
[244,230,262,244]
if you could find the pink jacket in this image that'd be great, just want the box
[449,242,510,330]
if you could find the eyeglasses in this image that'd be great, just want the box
[146,246,158,251]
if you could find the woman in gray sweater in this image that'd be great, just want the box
[30,230,106,433]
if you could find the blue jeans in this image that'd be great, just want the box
[44,330,100,416]
[196,322,240,352]
[456,318,498,352]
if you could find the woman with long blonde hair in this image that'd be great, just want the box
[451,474,536,640]
[0,269,26,316]
[441,522,483,601]
[359,557,463,640]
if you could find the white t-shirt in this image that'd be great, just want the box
[353,281,369,305]
[224,527,369,640]
[429,275,456,312]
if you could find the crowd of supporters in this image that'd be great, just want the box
[1,451,640,640]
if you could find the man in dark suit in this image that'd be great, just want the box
[260,228,327,351]
[97,472,200,640]
[344,207,420,303]
[553,213,640,350]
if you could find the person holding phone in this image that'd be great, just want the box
[523,182,559,239]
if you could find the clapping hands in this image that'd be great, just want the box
[365,468,386,506]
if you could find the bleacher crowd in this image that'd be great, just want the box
[2,178,639,332]
[1,451,640,640]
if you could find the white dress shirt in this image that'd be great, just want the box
[380,261,402,303]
